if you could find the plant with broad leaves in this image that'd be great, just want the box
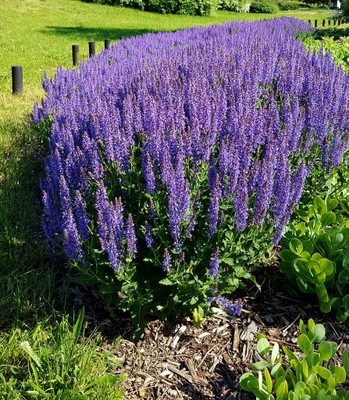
[240,318,349,400]
[279,188,349,321]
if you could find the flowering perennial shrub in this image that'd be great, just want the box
[33,18,349,332]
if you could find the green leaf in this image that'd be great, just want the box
[343,253,349,271]
[297,333,312,354]
[282,346,299,362]
[316,285,330,304]
[73,307,85,344]
[271,363,285,380]
[317,258,334,276]
[342,348,349,374]
[314,196,327,215]
[239,373,258,391]
[333,366,346,384]
[289,238,303,255]
[252,361,271,371]
[302,240,314,254]
[279,249,298,262]
[320,211,336,226]
[326,197,338,211]
[257,338,270,356]
[275,377,288,400]
[309,323,325,342]
[319,300,331,314]
[264,367,273,393]
[338,270,349,285]
[318,341,336,361]
[271,342,280,365]
[159,278,176,286]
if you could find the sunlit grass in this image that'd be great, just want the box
[0,0,336,124]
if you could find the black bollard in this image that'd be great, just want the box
[12,66,23,95]
[72,44,79,66]
[89,41,95,57]
[314,19,318,28]
[322,19,325,27]
[104,39,110,50]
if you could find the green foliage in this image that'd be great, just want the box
[277,0,305,10]
[342,0,349,16]
[249,1,279,13]
[0,309,124,399]
[240,318,349,400]
[71,151,273,337]
[219,0,251,12]
[300,32,349,72]
[82,0,219,14]
[279,162,349,321]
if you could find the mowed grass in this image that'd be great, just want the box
[0,0,340,396]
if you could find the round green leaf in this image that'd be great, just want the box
[297,333,312,354]
[257,338,270,356]
[309,323,326,342]
[320,211,336,226]
[333,366,346,384]
[318,341,336,360]
[317,258,334,276]
[289,238,303,255]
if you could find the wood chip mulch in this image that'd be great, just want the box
[85,266,349,400]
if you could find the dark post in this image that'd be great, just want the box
[104,39,110,50]
[322,19,325,27]
[314,19,318,28]
[12,66,23,95]
[308,19,311,25]
[89,41,95,57]
[72,44,79,66]
[328,18,331,26]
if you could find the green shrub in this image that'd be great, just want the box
[81,0,219,14]
[249,1,279,13]
[277,0,305,10]
[219,0,251,12]
[240,318,349,399]
[342,0,349,16]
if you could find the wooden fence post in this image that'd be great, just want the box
[104,39,110,50]
[72,44,79,66]
[89,41,95,57]
[12,66,23,95]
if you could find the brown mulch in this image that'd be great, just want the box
[84,266,349,400]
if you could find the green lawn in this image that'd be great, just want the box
[0,0,336,125]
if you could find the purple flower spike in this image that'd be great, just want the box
[209,247,219,278]
[163,248,171,271]
[210,296,243,316]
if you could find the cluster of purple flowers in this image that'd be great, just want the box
[35,18,349,272]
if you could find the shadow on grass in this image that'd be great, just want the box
[43,26,161,42]
[0,120,62,329]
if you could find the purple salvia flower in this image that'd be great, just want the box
[209,247,219,279]
[126,213,137,258]
[163,248,171,271]
[144,220,154,248]
[74,190,90,241]
[209,296,243,316]
[208,171,221,237]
